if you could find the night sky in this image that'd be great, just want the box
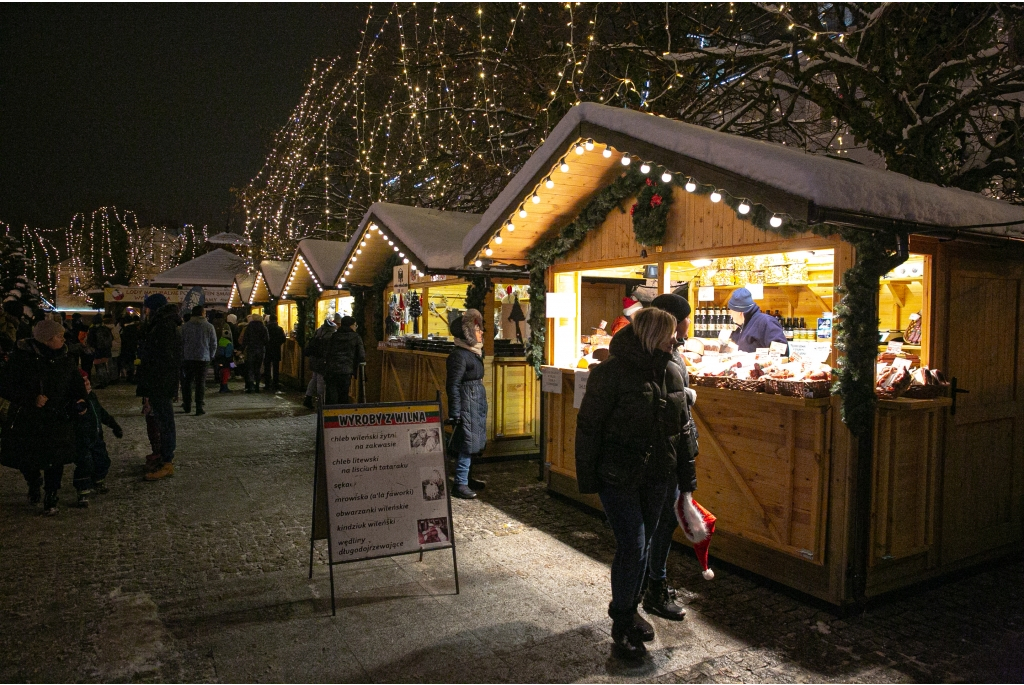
[1,4,364,231]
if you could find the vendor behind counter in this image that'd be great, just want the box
[727,287,787,353]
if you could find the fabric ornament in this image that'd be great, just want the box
[622,296,642,317]
[675,492,716,580]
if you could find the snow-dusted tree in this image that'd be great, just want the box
[0,235,42,320]
[241,3,1023,263]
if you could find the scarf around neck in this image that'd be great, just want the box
[454,337,483,357]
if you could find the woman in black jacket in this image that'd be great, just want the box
[0,319,87,514]
[323,316,365,404]
[575,307,690,660]
[445,309,487,499]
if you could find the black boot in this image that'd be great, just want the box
[642,578,686,620]
[467,475,486,491]
[42,491,59,516]
[303,396,314,409]
[452,484,477,499]
[27,483,41,505]
[610,618,647,661]
[632,609,655,641]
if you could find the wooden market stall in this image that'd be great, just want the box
[337,202,540,458]
[461,103,1024,604]
[278,238,352,389]
[227,274,256,311]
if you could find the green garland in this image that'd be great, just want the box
[292,283,319,347]
[464,275,490,331]
[520,160,902,437]
[369,253,404,343]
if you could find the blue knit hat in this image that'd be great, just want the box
[726,287,756,313]
[144,293,168,311]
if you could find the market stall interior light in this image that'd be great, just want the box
[690,258,714,268]
[710,190,722,203]
[574,143,585,155]
[603,144,612,158]
[474,259,482,267]
[738,200,751,215]
[640,162,651,174]
[661,171,672,183]
[559,158,570,173]
[584,138,594,151]
[685,178,697,192]
[531,193,541,204]
[770,214,783,228]
[485,247,493,256]
[494,234,503,244]
[505,221,515,232]
[621,153,631,166]
[544,176,554,189]
[518,205,527,218]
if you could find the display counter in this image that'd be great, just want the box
[381,347,539,459]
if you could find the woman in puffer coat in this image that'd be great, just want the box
[574,307,690,661]
[445,309,488,499]
[0,319,87,515]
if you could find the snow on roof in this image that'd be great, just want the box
[354,202,480,270]
[207,232,252,246]
[151,248,245,286]
[258,260,291,298]
[296,239,349,284]
[464,102,1024,257]
[233,274,255,301]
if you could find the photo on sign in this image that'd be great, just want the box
[420,467,446,501]
[409,427,441,453]
[417,517,450,545]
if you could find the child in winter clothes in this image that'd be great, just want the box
[215,328,234,393]
[73,370,123,507]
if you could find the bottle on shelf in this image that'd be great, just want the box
[695,308,704,337]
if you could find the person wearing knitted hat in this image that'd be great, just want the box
[137,292,181,480]
[610,296,643,335]
[726,287,787,353]
[0,318,87,514]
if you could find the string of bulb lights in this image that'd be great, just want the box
[472,137,788,267]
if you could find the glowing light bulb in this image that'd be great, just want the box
[485,248,493,256]
[574,143,585,155]
[559,159,569,173]
[640,163,650,174]
[545,177,554,189]
[621,153,631,166]
[531,193,540,204]
[505,222,514,231]
[393,246,399,252]
[399,252,404,258]
[356,249,362,254]
[475,260,482,267]
[518,206,527,218]
[685,179,697,192]
[494,235,503,244]
[661,172,672,183]
[710,191,722,203]
[603,145,612,158]
[738,201,751,215]
[585,138,594,151]
[403,258,409,264]
[770,215,783,228]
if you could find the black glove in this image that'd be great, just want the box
[112,423,123,439]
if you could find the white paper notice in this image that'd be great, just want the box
[321,403,452,563]
[697,286,715,302]
[788,340,832,364]
[541,366,563,393]
[745,283,764,300]
[573,370,589,409]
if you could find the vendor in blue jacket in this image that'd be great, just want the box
[727,287,788,353]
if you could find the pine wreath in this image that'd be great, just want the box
[630,175,674,246]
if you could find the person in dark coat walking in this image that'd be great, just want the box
[263,314,287,391]
[444,309,488,500]
[118,313,141,382]
[240,313,269,393]
[0,319,88,514]
[726,287,787,353]
[303,316,336,408]
[323,316,365,405]
[72,369,123,508]
[136,294,182,481]
[574,307,690,661]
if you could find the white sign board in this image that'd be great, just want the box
[392,264,412,293]
[573,369,590,409]
[697,286,715,302]
[541,366,563,393]
[321,402,452,563]
[744,283,764,300]
[787,340,832,364]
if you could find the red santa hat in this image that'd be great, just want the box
[622,296,642,317]
[675,492,716,580]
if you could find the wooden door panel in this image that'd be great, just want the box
[942,256,1024,565]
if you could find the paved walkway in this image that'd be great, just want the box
[0,381,1020,683]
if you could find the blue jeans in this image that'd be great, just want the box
[454,451,472,485]
[148,395,176,463]
[647,482,680,582]
[599,479,673,618]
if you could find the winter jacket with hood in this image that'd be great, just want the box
[324,323,365,377]
[0,338,87,471]
[574,323,696,495]
[445,309,487,455]
[136,304,182,399]
[241,319,269,353]
[266,321,287,362]
[729,304,787,353]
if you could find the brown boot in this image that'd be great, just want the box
[145,462,174,481]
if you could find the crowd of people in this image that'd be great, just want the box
[0,294,289,515]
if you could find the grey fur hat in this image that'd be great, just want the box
[450,308,483,342]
